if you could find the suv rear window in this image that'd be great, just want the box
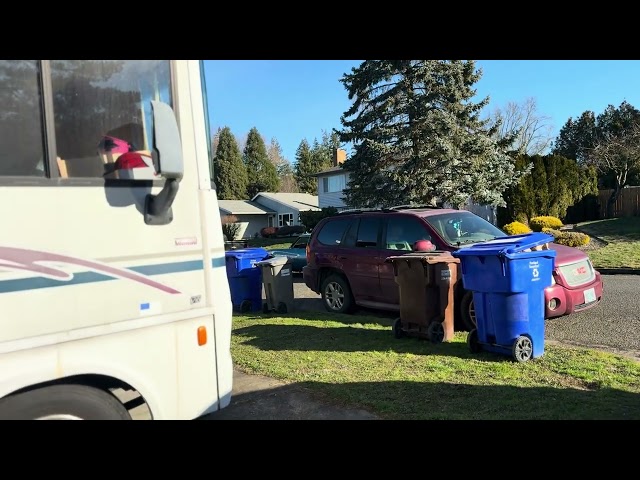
[317,218,352,246]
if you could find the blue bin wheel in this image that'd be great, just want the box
[262,303,270,314]
[512,335,534,363]
[393,318,405,339]
[427,321,445,344]
[240,300,252,313]
[277,302,288,314]
[467,329,481,353]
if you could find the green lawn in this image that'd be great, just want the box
[231,311,640,420]
[577,217,640,269]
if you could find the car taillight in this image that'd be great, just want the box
[306,244,311,264]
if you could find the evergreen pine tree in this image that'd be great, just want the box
[213,126,248,200]
[337,60,527,209]
[294,139,317,194]
[244,127,279,197]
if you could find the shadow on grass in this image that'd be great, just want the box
[233,321,511,362]
[580,217,640,242]
[203,376,640,420]
[247,308,398,327]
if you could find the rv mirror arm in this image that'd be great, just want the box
[144,179,179,225]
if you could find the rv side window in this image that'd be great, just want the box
[50,60,173,180]
[0,60,174,182]
[0,61,47,177]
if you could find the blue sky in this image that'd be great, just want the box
[203,60,640,163]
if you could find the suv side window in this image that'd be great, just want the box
[384,216,432,250]
[317,218,352,246]
[356,217,381,248]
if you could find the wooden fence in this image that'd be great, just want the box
[598,186,640,218]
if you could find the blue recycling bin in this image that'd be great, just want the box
[225,248,269,313]
[452,233,556,362]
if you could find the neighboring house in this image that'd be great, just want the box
[312,148,498,225]
[218,200,276,239]
[219,193,321,239]
[250,192,320,228]
[314,148,350,210]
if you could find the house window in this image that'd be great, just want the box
[322,174,346,193]
[279,213,294,227]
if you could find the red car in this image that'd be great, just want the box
[302,206,603,331]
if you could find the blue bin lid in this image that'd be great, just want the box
[452,232,555,258]
[225,247,269,259]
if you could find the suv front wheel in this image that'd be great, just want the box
[459,290,477,331]
[321,274,354,314]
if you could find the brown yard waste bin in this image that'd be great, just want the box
[385,252,460,343]
[256,256,294,314]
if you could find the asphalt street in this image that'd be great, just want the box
[545,274,640,359]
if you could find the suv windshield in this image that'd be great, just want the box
[425,211,506,246]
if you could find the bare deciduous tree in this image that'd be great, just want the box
[487,97,555,156]
[584,124,640,217]
[268,137,299,193]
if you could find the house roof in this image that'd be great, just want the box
[218,200,276,215]
[251,192,321,211]
[313,166,346,177]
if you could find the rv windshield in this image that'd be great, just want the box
[425,211,506,246]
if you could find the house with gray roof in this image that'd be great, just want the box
[218,200,276,239]
[250,192,320,228]
[218,192,320,239]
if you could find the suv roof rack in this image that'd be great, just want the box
[336,204,444,215]
[388,204,443,210]
[337,207,387,215]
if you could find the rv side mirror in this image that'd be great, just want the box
[151,100,184,179]
[144,101,183,226]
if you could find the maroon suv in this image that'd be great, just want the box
[302,206,604,331]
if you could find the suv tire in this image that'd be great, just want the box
[459,290,476,331]
[321,274,354,314]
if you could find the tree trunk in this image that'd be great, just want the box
[606,185,623,218]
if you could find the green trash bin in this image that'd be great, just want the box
[256,256,294,314]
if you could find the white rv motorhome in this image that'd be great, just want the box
[0,60,234,420]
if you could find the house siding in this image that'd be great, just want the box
[317,171,351,209]
[319,191,349,209]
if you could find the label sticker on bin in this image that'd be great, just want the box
[281,268,290,276]
[530,260,540,282]
[441,269,451,281]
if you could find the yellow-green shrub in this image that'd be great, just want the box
[557,232,590,247]
[542,228,590,247]
[529,216,563,232]
[502,221,532,235]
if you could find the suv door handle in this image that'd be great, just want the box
[339,256,348,260]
